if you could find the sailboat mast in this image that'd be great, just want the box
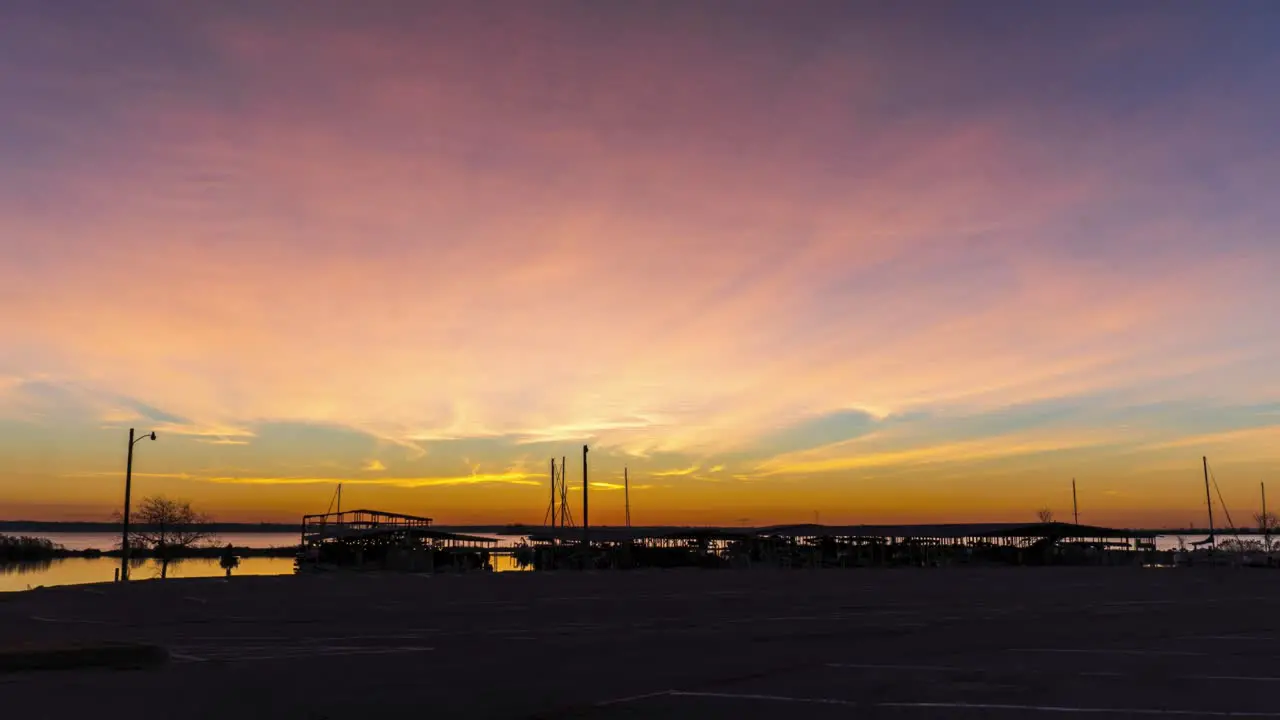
[624,467,631,529]
[1072,478,1079,525]
[1263,481,1269,549]
[582,445,590,554]
[1203,456,1215,548]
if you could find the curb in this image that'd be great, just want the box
[0,643,169,673]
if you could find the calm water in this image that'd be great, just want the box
[0,556,298,592]
[0,531,1239,593]
[30,531,303,551]
[0,531,526,592]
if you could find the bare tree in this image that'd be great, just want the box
[1256,511,1278,550]
[1036,508,1055,523]
[122,496,216,579]
[1255,511,1278,533]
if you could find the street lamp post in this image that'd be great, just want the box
[120,428,157,582]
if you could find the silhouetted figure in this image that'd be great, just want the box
[219,544,239,578]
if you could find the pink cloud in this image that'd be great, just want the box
[1,5,1277,524]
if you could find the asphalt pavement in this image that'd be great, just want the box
[2,566,1278,719]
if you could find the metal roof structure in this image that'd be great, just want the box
[513,522,1160,544]
[301,509,500,546]
[524,526,756,543]
[306,526,499,544]
[755,522,1162,540]
[302,508,434,527]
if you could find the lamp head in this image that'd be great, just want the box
[149,431,157,441]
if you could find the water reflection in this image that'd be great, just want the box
[0,556,297,593]
[2,551,527,593]
[0,559,54,576]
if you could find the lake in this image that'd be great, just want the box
[0,531,1229,593]
[0,531,528,592]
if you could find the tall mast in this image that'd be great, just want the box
[1263,481,1269,549]
[582,445,590,557]
[336,483,342,516]
[1072,478,1079,525]
[1203,456,1215,548]
[559,456,570,526]
[548,458,557,528]
[624,467,631,529]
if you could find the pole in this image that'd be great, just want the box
[624,466,631,529]
[550,459,557,528]
[1072,478,1079,525]
[1262,481,1269,550]
[582,445,589,560]
[121,428,135,582]
[1203,456,1216,549]
[336,483,342,516]
[559,457,568,527]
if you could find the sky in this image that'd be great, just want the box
[2,1,1279,528]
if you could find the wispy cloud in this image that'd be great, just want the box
[589,481,654,491]
[651,465,700,477]
[752,433,1116,478]
[64,471,197,481]
[362,459,387,472]
[151,422,256,440]
[100,407,145,424]
[1134,426,1280,453]
[203,472,539,488]
[514,418,661,445]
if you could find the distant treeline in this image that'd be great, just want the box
[0,533,297,561]
[0,521,299,534]
[0,534,60,561]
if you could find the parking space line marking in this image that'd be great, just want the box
[827,664,1274,684]
[882,702,1280,716]
[594,690,673,707]
[28,615,110,625]
[221,647,435,662]
[829,662,964,672]
[1010,648,1204,657]
[669,691,858,707]
[1183,635,1275,642]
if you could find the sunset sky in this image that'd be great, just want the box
[2,1,1278,528]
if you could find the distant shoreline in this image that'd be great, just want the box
[0,521,1263,536]
[0,521,300,534]
[2,545,298,561]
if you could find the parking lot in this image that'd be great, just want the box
[2,567,1278,719]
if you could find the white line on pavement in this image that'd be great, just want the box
[594,690,673,707]
[217,646,435,662]
[1010,648,1204,657]
[1187,671,1280,676]
[669,691,858,707]
[656,693,1280,717]
[882,702,1280,716]
[1182,635,1275,642]
[828,663,966,672]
